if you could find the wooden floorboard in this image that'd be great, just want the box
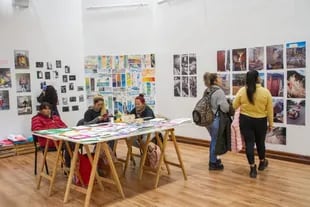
[0,141,310,207]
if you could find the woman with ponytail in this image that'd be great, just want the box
[233,70,273,178]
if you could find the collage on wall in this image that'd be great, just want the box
[173,53,197,97]
[84,54,156,115]
[217,41,307,146]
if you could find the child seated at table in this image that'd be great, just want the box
[31,102,67,148]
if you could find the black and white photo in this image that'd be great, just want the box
[65,65,70,73]
[69,96,77,102]
[69,82,74,90]
[189,54,197,75]
[69,75,76,81]
[62,97,68,105]
[63,75,68,83]
[61,85,67,93]
[45,71,51,80]
[56,60,62,68]
[79,95,84,102]
[37,71,43,79]
[181,76,189,97]
[47,62,53,70]
[173,55,181,75]
[181,54,189,75]
[36,62,44,68]
[174,76,181,97]
[189,76,197,97]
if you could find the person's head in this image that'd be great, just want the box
[246,70,259,104]
[93,95,104,112]
[39,102,52,117]
[135,94,146,110]
[203,72,222,87]
[44,85,58,105]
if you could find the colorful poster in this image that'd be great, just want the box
[128,55,142,71]
[85,56,99,73]
[266,45,283,70]
[287,70,305,98]
[121,73,126,87]
[114,56,120,70]
[16,73,31,92]
[85,77,90,92]
[17,95,32,115]
[248,47,264,70]
[14,50,29,69]
[101,56,107,70]
[0,68,11,88]
[287,99,305,125]
[217,50,230,72]
[232,48,247,71]
[266,127,286,145]
[267,72,284,97]
[119,55,125,69]
[273,99,284,123]
[286,41,306,69]
[126,73,132,87]
[0,90,10,110]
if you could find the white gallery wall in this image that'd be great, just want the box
[0,0,86,138]
[83,0,310,156]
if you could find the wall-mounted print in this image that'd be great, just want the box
[65,65,70,73]
[69,96,77,102]
[287,70,305,98]
[53,71,59,79]
[266,45,283,70]
[151,54,155,68]
[77,86,84,91]
[69,83,74,91]
[72,105,79,111]
[286,41,306,69]
[16,73,31,92]
[189,54,197,75]
[36,62,44,68]
[267,72,284,97]
[232,73,246,95]
[62,106,69,112]
[36,105,40,111]
[259,72,265,87]
[218,73,230,95]
[173,55,181,75]
[56,60,62,68]
[69,75,76,81]
[217,50,230,72]
[17,95,32,115]
[287,99,305,126]
[0,68,11,88]
[174,76,181,97]
[0,90,10,110]
[266,127,286,145]
[62,97,68,105]
[79,95,84,102]
[181,76,189,97]
[273,99,284,123]
[45,71,51,80]
[14,50,29,69]
[85,56,99,74]
[189,76,197,97]
[248,47,264,70]
[47,62,53,70]
[37,71,43,79]
[232,48,246,71]
[61,85,67,93]
[181,54,189,75]
[62,75,68,83]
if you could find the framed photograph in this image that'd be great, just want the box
[14,50,29,69]
[69,75,76,81]
[232,73,246,95]
[36,62,44,68]
[232,48,247,71]
[61,85,67,93]
[273,99,284,123]
[286,41,306,69]
[56,60,62,68]
[181,54,189,75]
[0,90,10,110]
[72,105,79,111]
[53,71,59,79]
[181,76,189,97]
[0,68,12,88]
[189,76,197,97]
[69,83,74,91]
[266,127,286,145]
[287,99,305,125]
[62,75,68,83]
[65,65,70,73]
[17,95,32,115]
[45,72,51,80]
[266,45,283,70]
[173,55,181,75]
[37,71,43,79]
[62,97,68,105]
[189,53,197,75]
[174,76,181,97]
[47,62,53,70]
[69,96,77,102]
[62,106,69,112]
[248,47,264,70]
[79,95,84,102]
[77,86,84,91]
[217,50,230,72]
[267,72,284,97]
[16,73,31,92]
[287,70,305,98]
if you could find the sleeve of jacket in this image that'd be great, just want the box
[31,116,45,131]
[53,115,67,128]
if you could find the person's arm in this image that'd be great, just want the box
[266,91,274,129]
[143,106,155,119]
[31,116,45,131]
[53,116,67,128]
[83,110,101,125]
[215,90,230,113]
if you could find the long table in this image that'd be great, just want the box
[33,118,190,207]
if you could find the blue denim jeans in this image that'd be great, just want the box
[207,116,220,164]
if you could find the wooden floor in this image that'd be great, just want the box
[1,141,310,207]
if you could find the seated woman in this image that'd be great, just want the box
[31,102,67,148]
[84,95,109,125]
[130,94,155,120]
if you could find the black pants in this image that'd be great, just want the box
[239,114,267,165]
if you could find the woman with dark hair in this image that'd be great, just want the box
[130,94,155,120]
[203,72,230,170]
[233,70,273,178]
[37,85,59,116]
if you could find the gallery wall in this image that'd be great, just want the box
[83,0,310,156]
[0,0,86,138]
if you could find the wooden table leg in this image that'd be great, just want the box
[170,129,187,180]
[84,144,104,191]
[47,140,63,196]
[123,137,134,176]
[156,132,171,175]
[64,143,80,203]
[84,143,101,207]
[138,134,151,180]
[37,139,50,190]
[102,142,125,199]
[154,131,169,188]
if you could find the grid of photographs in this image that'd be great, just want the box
[216,40,307,145]
[173,53,197,97]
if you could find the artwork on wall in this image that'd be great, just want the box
[174,76,181,97]
[65,65,70,73]
[266,45,283,69]
[189,76,197,97]
[173,55,181,75]
[47,62,53,70]
[53,71,59,79]
[181,76,189,97]
[287,70,305,98]
[248,47,264,70]
[79,95,84,102]
[56,60,62,68]
[45,72,51,80]
[16,73,31,92]
[218,73,230,95]
[267,72,284,97]
[259,72,265,87]
[69,75,76,81]
[0,90,10,110]
[72,105,79,111]
[181,54,189,75]
[36,62,44,68]
[62,106,69,112]
[287,99,305,126]
[232,48,246,71]
[266,127,286,145]
[0,68,12,88]
[61,85,67,93]
[69,83,74,91]
[37,71,43,79]
[63,75,68,83]
[189,53,197,75]
[273,99,284,123]
[286,41,306,69]
[17,95,32,115]
[69,96,77,102]
[232,73,245,95]
[85,56,99,74]
[14,50,29,69]
[77,86,84,91]
[62,97,68,105]
[217,50,230,72]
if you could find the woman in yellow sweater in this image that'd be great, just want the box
[233,70,273,178]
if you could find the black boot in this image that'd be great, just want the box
[258,159,268,171]
[209,161,224,171]
[249,165,257,178]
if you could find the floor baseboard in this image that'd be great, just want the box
[174,136,310,165]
